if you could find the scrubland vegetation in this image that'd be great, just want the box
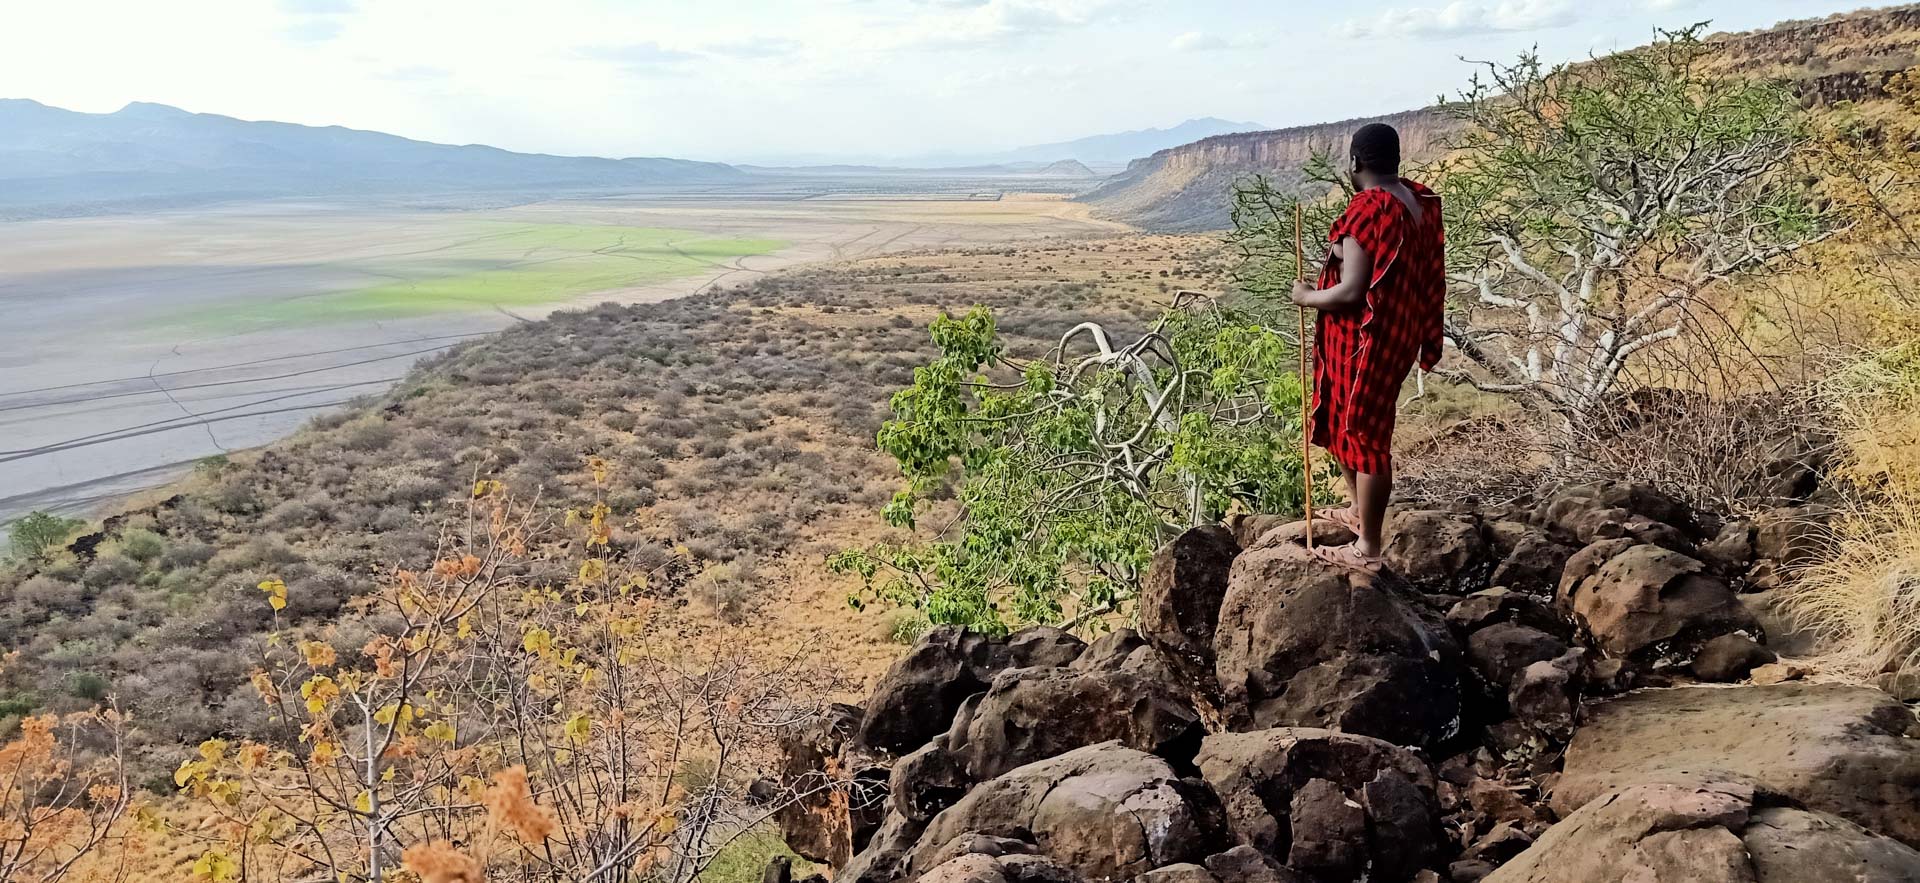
[11,16,1920,883]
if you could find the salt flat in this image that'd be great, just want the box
[0,190,1120,523]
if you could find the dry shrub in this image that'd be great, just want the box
[1783,343,1920,675]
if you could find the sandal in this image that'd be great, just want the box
[1318,506,1363,535]
[1312,542,1386,575]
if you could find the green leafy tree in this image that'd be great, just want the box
[833,298,1323,632]
[1435,26,1838,428]
[6,511,84,563]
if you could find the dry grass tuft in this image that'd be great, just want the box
[1782,343,1920,675]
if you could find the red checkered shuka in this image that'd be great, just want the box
[1310,179,1445,475]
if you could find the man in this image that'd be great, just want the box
[1289,122,1445,573]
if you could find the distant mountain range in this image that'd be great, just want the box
[726,118,1269,171]
[0,99,745,218]
[996,118,1268,166]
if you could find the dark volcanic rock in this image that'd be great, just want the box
[1003,627,1087,670]
[1486,781,1920,883]
[1204,845,1308,883]
[1141,525,1241,679]
[908,742,1227,882]
[1553,684,1920,847]
[1557,543,1757,660]
[1507,651,1582,739]
[1214,544,1462,746]
[958,656,1202,780]
[856,626,998,756]
[1689,634,1776,682]
[890,737,971,823]
[1466,624,1570,690]
[1445,589,1567,638]
[1196,727,1441,881]
[1382,510,1493,592]
[1485,522,1573,594]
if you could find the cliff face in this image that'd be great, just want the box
[1086,4,1920,232]
[1079,109,1452,232]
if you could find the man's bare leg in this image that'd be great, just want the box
[1351,469,1392,557]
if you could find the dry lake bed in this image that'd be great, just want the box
[0,190,1121,524]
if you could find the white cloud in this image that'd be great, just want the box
[1168,30,1266,52]
[884,0,1112,48]
[1169,31,1222,51]
[1340,0,1579,38]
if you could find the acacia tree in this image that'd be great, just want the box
[833,297,1320,632]
[1435,27,1836,430]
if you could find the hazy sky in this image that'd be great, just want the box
[1,0,1867,162]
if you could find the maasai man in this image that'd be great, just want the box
[1289,122,1445,573]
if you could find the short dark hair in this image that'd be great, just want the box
[1351,123,1400,174]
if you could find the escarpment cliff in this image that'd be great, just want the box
[1079,110,1451,232]
[1085,4,1920,233]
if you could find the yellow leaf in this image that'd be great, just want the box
[564,712,592,742]
[198,739,228,763]
[191,849,238,883]
[354,790,373,814]
[269,595,287,611]
[522,627,552,655]
[424,719,456,743]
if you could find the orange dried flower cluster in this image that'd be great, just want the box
[401,842,484,883]
[484,766,555,843]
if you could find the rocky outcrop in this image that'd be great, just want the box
[782,477,1920,883]
[1195,728,1440,881]
[1553,684,1920,846]
[908,743,1227,882]
[1213,541,1462,746]
[1486,780,1920,883]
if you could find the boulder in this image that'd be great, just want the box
[1135,863,1221,883]
[908,742,1227,882]
[1070,628,1154,673]
[1485,781,1920,883]
[1744,806,1920,882]
[1140,526,1241,676]
[1553,684,1920,846]
[890,738,970,823]
[1381,510,1493,592]
[917,851,1084,883]
[1215,544,1462,746]
[958,657,1202,780]
[1195,727,1441,882]
[1444,589,1567,638]
[1204,846,1308,883]
[1736,590,1819,656]
[1532,485,1692,551]
[839,810,925,883]
[1465,624,1570,690]
[1507,651,1582,739]
[1003,627,1087,670]
[1689,634,1776,682]
[1484,523,1573,595]
[856,626,998,756]
[1557,543,1757,659]
[1697,520,1753,573]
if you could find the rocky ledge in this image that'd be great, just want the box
[770,482,1920,883]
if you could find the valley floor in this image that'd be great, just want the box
[0,192,1119,524]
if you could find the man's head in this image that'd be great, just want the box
[1349,123,1401,183]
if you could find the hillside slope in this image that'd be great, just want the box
[0,99,745,217]
[0,234,1229,771]
[1084,4,1920,231]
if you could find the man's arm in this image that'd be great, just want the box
[1290,235,1371,310]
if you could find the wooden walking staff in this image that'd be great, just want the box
[1295,204,1314,551]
